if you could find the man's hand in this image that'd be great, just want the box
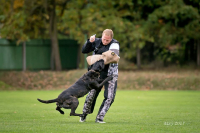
[89,34,96,43]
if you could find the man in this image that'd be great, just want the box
[80,29,120,123]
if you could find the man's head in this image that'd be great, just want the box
[102,29,113,45]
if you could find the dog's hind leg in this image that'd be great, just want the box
[62,100,72,109]
[64,97,82,116]
[56,106,64,114]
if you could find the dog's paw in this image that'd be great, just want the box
[60,111,64,115]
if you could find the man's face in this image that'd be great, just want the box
[102,34,112,45]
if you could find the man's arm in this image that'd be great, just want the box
[82,40,95,53]
[82,34,96,54]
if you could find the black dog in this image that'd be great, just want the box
[37,60,112,117]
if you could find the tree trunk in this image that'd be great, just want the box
[49,0,62,71]
[22,42,26,71]
[197,39,200,67]
[78,43,85,68]
[136,45,141,69]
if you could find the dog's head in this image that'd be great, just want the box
[86,70,100,79]
[85,59,104,79]
[90,59,105,72]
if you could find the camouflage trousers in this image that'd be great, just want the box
[82,75,118,121]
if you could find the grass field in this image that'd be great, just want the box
[0,90,199,133]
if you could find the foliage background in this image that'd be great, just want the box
[0,0,200,69]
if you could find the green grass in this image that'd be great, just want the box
[0,90,199,133]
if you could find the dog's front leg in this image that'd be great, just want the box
[99,76,113,86]
[90,76,113,89]
[96,78,104,83]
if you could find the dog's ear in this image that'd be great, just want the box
[86,70,92,77]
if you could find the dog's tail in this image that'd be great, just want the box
[37,98,58,104]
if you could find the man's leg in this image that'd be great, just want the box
[96,76,118,123]
[80,88,101,122]
[83,89,101,114]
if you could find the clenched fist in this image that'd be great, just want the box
[89,34,96,43]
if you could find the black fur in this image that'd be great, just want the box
[37,60,112,116]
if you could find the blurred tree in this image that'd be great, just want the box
[0,0,30,43]
[58,0,130,68]
[1,0,199,69]
[114,0,200,67]
[183,0,200,67]
[0,0,71,71]
[145,0,200,66]
[117,0,163,68]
